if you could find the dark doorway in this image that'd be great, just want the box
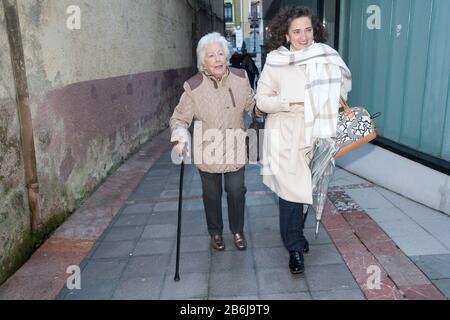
[318,0,341,50]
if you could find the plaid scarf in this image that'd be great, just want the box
[266,43,352,146]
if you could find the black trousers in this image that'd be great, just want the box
[198,167,246,236]
[278,197,307,252]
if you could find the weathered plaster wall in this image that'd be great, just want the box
[0,0,223,284]
[0,3,31,285]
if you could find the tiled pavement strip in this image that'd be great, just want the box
[0,128,448,300]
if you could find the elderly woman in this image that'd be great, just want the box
[256,6,351,274]
[170,32,256,251]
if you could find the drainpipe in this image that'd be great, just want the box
[2,0,42,232]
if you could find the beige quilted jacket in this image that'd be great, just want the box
[170,68,256,173]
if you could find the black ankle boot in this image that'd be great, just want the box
[303,240,309,254]
[289,251,305,274]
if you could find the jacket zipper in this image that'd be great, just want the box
[228,88,236,108]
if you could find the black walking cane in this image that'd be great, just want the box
[174,159,185,281]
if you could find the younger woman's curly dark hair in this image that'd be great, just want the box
[267,6,328,51]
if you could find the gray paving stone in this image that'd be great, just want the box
[92,241,135,259]
[246,183,271,192]
[169,251,211,273]
[345,188,396,210]
[374,186,437,219]
[391,235,450,256]
[365,207,412,223]
[260,292,312,300]
[141,224,177,239]
[432,279,450,299]
[145,163,174,171]
[177,235,211,253]
[166,180,183,189]
[181,210,206,223]
[253,247,289,269]
[434,232,450,249]
[153,201,179,212]
[304,244,345,266]
[244,174,263,184]
[304,228,332,245]
[305,264,359,291]
[246,195,277,206]
[310,289,365,300]
[146,169,173,178]
[415,217,450,236]
[161,273,209,299]
[134,238,174,256]
[113,213,148,227]
[211,250,254,272]
[122,204,153,215]
[64,279,115,300]
[112,276,163,300]
[122,255,171,278]
[180,219,209,236]
[147,211,178,225]
[257,268,308,295]
[247,205,278,219]
[250,231,284,248]
[186,188,203,196]
[213,295,259,300]
[160,189,179,198]
[377,220,428,238]
[411,254,450,279]
[249,217,279,233]
[137,183,169,193]
[81,259,128,280]
[190,181,203,189]
[184,199,205,211]
[104,226,144,242]
[209,270,258,297]
[140,176,168,185]
[303,211,318,229]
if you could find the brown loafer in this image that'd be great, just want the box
[211,235,225,251]
[233,233,247,250]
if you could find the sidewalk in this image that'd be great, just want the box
[0,129,448,300]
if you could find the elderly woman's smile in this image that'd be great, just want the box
[204,42,227,80]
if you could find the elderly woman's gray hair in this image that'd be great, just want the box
[196,32,230,72]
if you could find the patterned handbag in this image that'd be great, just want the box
[334,97,378,158]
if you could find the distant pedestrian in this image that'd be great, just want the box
[229,50,243,68]
[170,32,256,251]
[241,50,260,90]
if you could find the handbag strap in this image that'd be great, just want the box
[339,96,355,118]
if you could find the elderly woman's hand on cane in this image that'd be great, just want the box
[174,141,188,159]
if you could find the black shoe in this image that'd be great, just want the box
[303,240,309,254]
[289,251,305,274]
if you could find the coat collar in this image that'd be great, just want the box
[202,68,230,89]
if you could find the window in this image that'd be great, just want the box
[224,3,233,23]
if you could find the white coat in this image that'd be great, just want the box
[256,60,314,204]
